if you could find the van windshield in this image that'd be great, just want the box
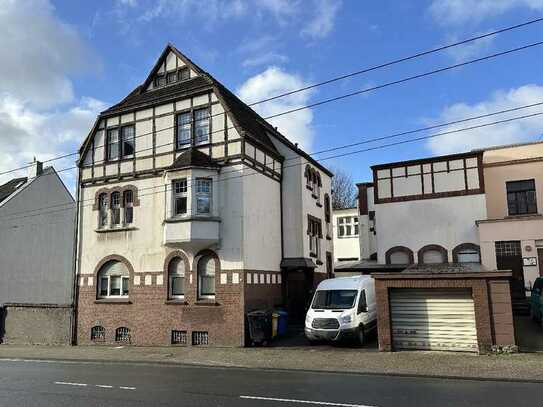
[311,290,358,310]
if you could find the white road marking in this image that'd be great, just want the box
[96,385,114,389]
[239,396,376,407]
[54,381,88,387]
[119,386,136,390]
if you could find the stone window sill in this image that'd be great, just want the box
[165,300,189,305]
[94,299,132,304]
[194,300,220,306]
[95,226,137,233]
[163,216,221,224]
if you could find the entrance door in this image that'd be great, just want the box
[538,249,543,277]
[495,241,525,299]
[286,270,314,322]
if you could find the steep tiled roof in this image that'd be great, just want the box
[170,148,221,170]
[85,44,333,176]
[0,177,27,204]
[102,76,213,115]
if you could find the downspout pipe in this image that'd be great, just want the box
[69,167,82,345]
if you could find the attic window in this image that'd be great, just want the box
[153,68,190,89]
[167,71,177,84]
[154,74,166,88]
[178,67,190,81]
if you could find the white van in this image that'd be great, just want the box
[305,275,377,345]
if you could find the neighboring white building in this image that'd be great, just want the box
[332,207,360,263]
[75,44,333,347]
[350,150,487,272]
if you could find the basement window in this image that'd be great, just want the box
[91,326,105,342]
[171,330,188,345]
[115,327,131,343]
[192,331,209,346]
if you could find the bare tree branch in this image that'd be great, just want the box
[330,167,357,210]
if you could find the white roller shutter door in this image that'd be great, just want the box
[390,288,478,352]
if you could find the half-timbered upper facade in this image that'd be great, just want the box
[75,44,333,347]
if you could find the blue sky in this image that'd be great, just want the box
[1,0,543,191]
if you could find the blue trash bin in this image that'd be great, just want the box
[275,310,288,336]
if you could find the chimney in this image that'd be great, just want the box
[28,158,43,179]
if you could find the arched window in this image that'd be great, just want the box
[111,192,121,226]
[453,243,481,263]
[98,193,108,228]
[315,172,322,200]
[91,326,105,342]
[115,327,131,343]
[418,245,448,264]
[168,257,186,299]
[385,246,414,265]
[198,255,216,299]
[123,190,134,225]
[305,165,312,188]
[97,260,130,298]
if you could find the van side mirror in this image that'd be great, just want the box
[357,290,368,314]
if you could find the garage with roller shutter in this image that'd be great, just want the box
[373,264,517,354]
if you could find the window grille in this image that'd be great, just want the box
[91,326,105,342]
[171,330,188,345]
[115,327,131,343]
[192,331,209,346]
[495,241,522,257]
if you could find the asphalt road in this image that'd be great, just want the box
[0,358,540,407]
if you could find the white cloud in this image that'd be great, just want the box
[425,85,543,155]
[0,0,97,109]
[242,52,289,67]
[301,0,343,40]
[0,0,104,191]
[430,0,543,25]
[237,67,315,150]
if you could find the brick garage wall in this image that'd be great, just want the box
[77,269,245,347]
[1,304,71,345]
[488,280,516,347]
[374,274,515,353]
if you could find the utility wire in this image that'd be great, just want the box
[3,99,543,218]
[1,17,542,177]
[2,108,542,222]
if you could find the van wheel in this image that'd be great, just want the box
[358,326,365,346]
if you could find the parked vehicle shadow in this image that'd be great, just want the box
[514,315,543,352]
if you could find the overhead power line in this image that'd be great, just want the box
[2,107,543,222]
[1,16,542,177]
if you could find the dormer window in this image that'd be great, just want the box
[154,67,190,89]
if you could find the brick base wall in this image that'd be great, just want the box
[77,269,284,347]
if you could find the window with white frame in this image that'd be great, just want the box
[337,216,359,237]
[173,179,188,216]
[123,190,134,225]
[98,193,108,228]
[97,260,130,298]
[196,178,212,214]
[168,257,186,299]
[111,192,121,226]
[198,255,216,299]
[176,112,191,149]
[194,108,210,145]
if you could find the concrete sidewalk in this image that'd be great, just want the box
[1,343,543,382]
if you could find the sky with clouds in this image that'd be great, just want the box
[1,0,543,192]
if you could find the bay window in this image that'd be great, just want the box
[506,179,537,216]
[196,178,211,214]
[173,179,188,216]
